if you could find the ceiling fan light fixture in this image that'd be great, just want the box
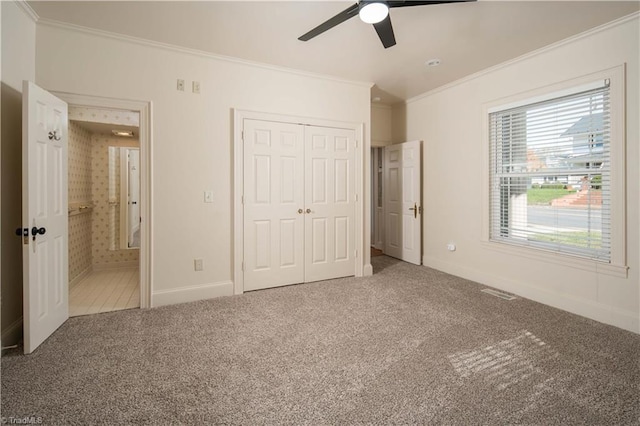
[359,1,389,24]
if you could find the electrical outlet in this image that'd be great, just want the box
[192,81,201,94]
[194,258,203,271]
[177,79,185,91]
[447,243,456,252]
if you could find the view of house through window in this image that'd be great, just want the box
[489,81,611,261]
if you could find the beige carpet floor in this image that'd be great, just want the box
[2,256,639,424]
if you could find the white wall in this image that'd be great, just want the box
[371,104,392,147]
[1,1,36,345]
[35,22,371,305]
[395,15,639,333]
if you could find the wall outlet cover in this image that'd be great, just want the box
[194,258,203,271]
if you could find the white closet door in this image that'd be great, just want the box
[384,140,422,265]
[304,126,356,282]
[243,119,305,291]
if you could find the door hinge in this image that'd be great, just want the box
[241,130,244,141]
[354,250,358,258]
[241,261,244,271]
[354,194,358,202]
[241,195,244,205]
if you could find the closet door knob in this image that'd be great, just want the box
[306,208,311,214]
[298,209,303,214]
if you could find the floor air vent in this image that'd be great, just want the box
[481,288,517,300]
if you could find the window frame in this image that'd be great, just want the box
[481,66,627,277]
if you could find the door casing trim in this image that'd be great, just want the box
[52,91,153,309]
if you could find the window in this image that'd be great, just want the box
[489,81,611,262]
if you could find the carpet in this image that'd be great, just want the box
[2,256,639,424]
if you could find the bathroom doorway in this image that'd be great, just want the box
[52,92,152,315]
[67,114,141,316]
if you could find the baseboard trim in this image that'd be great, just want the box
[363,263,373,276]
[93,261,139,271]
[1,317,24,348]
[151,281,234,307]
[423,255,639,334]
[69,265,93,290]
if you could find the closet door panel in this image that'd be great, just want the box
[244,120,305,290]
[304,126,356,282]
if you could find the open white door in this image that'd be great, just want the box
[22,81,69,354]
[384,141,422,265]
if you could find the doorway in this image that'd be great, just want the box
[371,141,423,265]
[54,91,152,311]
[21,84,151,353]
[371,147,384,255]
[67,116,141,316]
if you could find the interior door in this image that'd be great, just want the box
[243,119,305,291]
[304,126,356,282]
[384,140,422,265]
[22,81,69,354]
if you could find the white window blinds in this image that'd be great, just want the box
[489,81,611,261]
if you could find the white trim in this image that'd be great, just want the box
[486,79,609,114]
[14,0,39,23]
[233,109,367,294]
[405,11,639,105]
[423,255,639,334]
[152,281,234,307]
[1,317,24,347]
[37,18,372,90]
[480,65,627,274]
[52,91,153,309]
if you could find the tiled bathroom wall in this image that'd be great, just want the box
[91,134,140,267]
[68,121,93,282]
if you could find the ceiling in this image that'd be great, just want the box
[72,120,139,137]
[29,1,639,104]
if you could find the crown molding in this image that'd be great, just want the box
[14,0,39,23]
[36,17,374,90]
[405,11,640,105]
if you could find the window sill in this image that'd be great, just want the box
[481,240,629,278]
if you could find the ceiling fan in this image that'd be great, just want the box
[299,0,476,49]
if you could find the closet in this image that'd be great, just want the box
[242,119,356,291]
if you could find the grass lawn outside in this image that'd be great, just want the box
[527,188,576,205]
[533,231,602,249]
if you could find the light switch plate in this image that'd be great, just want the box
[204,191,213,203]
[177,79,185,91]
[192,81,201,94]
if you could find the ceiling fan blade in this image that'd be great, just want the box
[298,3,360,42]
[373,15,396,49]
[388,0,476,8]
